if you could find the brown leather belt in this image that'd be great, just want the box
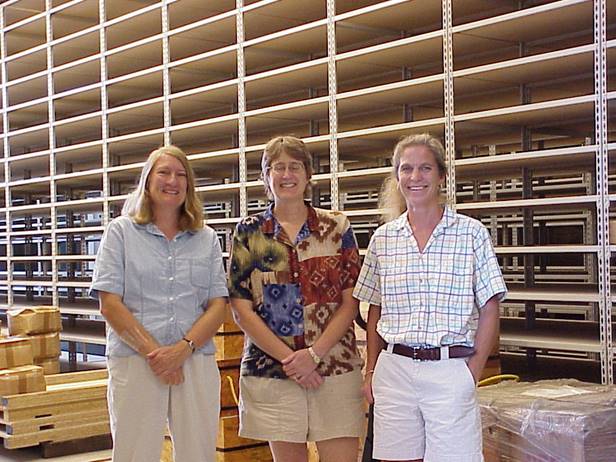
[388,343,475,361]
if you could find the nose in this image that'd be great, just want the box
[167,172,180,185]
[410,168,421,181]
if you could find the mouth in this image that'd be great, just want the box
[279,183,297,189]
[162,189,180,195]
[406,185,428,191]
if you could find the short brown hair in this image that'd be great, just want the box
[122,145,204,231]
[261,135,314,200]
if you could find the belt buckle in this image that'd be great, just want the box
[411,346,422,361]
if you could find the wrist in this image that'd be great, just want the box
[181,337,196,353]
[307,346,322,365]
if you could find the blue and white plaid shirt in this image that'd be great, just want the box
[353,207,507,348]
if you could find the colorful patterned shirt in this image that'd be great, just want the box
[228,203,363,379]
[353,207,507,348]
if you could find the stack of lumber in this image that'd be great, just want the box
[0,369,109,450]
[216,307,272,462]
[8,307,62,375]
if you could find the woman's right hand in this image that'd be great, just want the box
[293,370,324,390]
[362,372,374,404]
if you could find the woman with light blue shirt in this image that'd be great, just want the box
[90,145,228,462]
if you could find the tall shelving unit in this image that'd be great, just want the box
[0,0,613,383]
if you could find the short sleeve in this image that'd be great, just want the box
[89,219,126,299]
[353,233,382,305]
[207,232,230,300]
[227,222,254,301]
[473,225,507,308]
[340,218,361,291]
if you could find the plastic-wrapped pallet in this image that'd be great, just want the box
[478,379,616,462]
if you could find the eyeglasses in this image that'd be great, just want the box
[268,162,305,174]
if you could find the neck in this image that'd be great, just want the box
[406,202,444,229]
[273,199,308,223]
[152,206,181,237]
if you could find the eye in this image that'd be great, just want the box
[178,171,187,177]
[421,165,432,172]
[399,165,411,173]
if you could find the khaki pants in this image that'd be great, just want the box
[107,354,220,462]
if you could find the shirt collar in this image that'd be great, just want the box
[393,205,457,235]
[261,201,319,237]
[140,222,192,239]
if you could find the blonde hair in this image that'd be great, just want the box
[261,135,314,200]
[378,133,447,223]
[122,145,204,231]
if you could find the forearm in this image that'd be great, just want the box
[311,289,358,359]
[365,304,384,372]
[183,297,227,348]
[99,292,159,356]
[230,298,294,362]
[468,296,500,375]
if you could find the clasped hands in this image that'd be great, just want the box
[281,348,324,389]
[146,341,192,386]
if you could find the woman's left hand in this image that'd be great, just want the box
[281,348,318,379]
[147,342,191,377]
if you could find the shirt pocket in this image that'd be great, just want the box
[190,259,210,308]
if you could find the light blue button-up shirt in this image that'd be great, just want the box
[90,216,229,357]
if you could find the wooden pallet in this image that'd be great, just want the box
[0,369,110,449]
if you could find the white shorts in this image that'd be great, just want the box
[372,350,483,462]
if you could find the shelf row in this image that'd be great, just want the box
[2,303,615,355]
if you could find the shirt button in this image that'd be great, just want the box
[169,277,174,281]
[169,297,174,301]
[170,317,175,322]
[168,256,172,260]
[293,272,299,278]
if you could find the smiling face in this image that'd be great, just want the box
[265,150,309,203]
[397,145,445,209]
[147,154,188,213]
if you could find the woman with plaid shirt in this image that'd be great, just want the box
[354,134,507,462]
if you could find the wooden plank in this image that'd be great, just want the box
[44,369,107,386]
[1,396,108,422]
[1,379,107,409]
[2,408,108,434]
[0,420,110,449]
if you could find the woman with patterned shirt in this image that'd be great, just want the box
[354,134,507,462]
[228,136,365,462]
